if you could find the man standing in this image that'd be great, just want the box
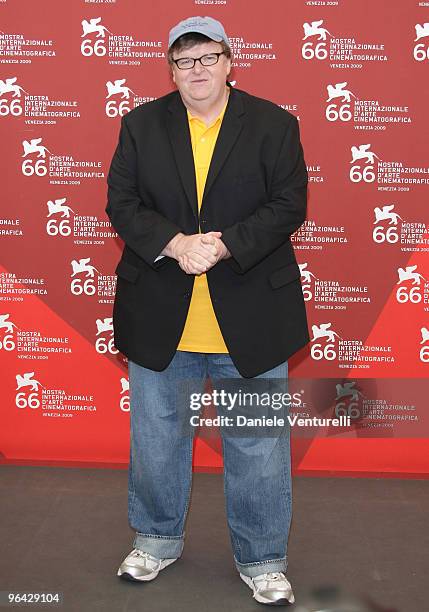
[106,16,309,606]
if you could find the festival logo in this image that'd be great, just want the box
[282,377,423,436]
[20,137,105,184]
[372,204,429,252]
[15,372,44,409]
[70,257,98,295]
[348,144,429,190]
[0,313,71,358]
[301,19,388,68]
[45,197,117,245]
[80,17,164,66]
[310,321,394,368]
[395,265,428,309]
[46,198,74,237]
[0,76,80,124]
[14,371,96,418]
[21,137,51,177]
[69,257,116,304]
[334,379,420,431]
[325,81,412,130]
[310,322,342,361]
[349,143,380,183]
[299,263,370,310]
[372,204,402,245]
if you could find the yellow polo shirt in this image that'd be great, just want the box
[177,97,229,353]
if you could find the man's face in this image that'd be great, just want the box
[171,41,231,104]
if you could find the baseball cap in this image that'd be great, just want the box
[168,16,230,49]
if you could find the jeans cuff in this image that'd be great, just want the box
[134,532,185,559]
[234,555,288,578]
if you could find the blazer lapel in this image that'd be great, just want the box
[166,93,198,221]
[202,87,245,204]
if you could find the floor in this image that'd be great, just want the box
[0,466,427,611]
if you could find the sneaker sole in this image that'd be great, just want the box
[239,573,295,606]
[117,557,177,582]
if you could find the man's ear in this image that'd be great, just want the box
[171,66,176,84]
[226,60,232,79]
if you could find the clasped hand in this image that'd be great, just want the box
[172,231,230,275]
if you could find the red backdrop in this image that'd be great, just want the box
[1,0,428,475]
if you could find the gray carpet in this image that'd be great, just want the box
[0,466,427,611]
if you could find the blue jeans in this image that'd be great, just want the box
[128,351,292,578]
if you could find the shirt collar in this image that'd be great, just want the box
[187,89,230,127]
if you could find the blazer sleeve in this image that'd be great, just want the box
[221,115,308,274]
[106,115,183,269]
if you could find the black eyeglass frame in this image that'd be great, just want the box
[171,51,226,70]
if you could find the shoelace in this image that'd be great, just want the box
[257,572,285,581]
[265,572,284,580]
[131,549,160,569]
[254,572,290,592]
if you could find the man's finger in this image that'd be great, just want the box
[200,234,216,243]
[178,255,191,274]
[187,252,213,271]
[200,235,219,248]
[189,249,217,265]
[197,240,219,257]
[186,253,209,273]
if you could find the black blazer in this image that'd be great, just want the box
[106,84,310,377]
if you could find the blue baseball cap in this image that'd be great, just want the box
[168,16,230,49]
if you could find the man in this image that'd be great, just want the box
[106,15,310,606]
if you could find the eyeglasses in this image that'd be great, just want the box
[171,52,225,70]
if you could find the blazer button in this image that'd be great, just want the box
[183,291,191,299]
[200,219,206,225]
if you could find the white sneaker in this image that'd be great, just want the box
[117,548,178,582]
[240,571,295,605]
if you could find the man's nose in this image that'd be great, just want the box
[192,60,204,73]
